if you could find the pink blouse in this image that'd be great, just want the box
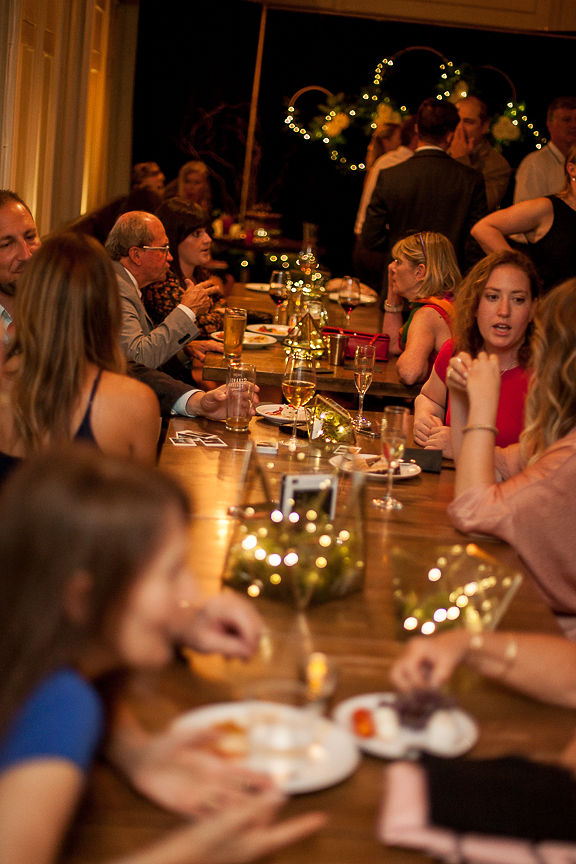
[448,429,576,615]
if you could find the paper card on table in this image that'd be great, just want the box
[200,437,227,447]
[170,437,198,447]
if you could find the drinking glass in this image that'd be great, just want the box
[353,344,376,431]
[281,351,316,450]
[223,307,247,362]
[225,363,256,432]
[372,406,409,511]
[338,276,361,327]
[269,270,289,324]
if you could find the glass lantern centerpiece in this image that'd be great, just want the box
[284,312,326,358]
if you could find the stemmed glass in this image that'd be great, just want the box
[281,351,316,450]
[353,344,375,431]
[338,276,361,327]
[269,270,289,324]
[372,406,409,511]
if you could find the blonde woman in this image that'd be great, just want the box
[177,160,212,213]
[472,143,576,293]
[446,278,576,634]
[0,232,160,476]
[382,231,461,385]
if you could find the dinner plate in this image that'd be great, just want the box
[173,701,360,794]
[256,403,308,425]
[211,331,277,348]
[329,453,422,481]
[247,323,291,341]
[333,692,478,759]
[244,282,271,293]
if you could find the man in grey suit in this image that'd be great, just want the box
[362,98,487,274]
[106,210,212,370]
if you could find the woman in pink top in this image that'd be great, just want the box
[446,278,576,633]
[413,250,540,458]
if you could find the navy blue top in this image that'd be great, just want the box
[0,669,103,773]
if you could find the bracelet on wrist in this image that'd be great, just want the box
[469,633,518,676]
[462,424,498,435]
[384,301,403,313]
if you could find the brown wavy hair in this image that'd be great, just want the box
[8,232,125,454]
[391,231,461,300]
[0,447,190,736]
[453,250,541,367]
[521,278,576,462]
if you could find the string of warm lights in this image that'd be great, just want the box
[283,54,546,173]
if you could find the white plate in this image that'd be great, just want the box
[256,403,308,425]
[329,453,422,481]
[211,331,277,348]
[333,692,478,759]
[244,282,271,293]
[173,701,359,795]
[247,324,291,341]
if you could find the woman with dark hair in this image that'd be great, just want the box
[0,232,160,473]
[0,448,326,863]
[413,250,539,458]
[472,143,576,294]
[143,197,225,337]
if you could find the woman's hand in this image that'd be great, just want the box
[390,631,471,692]
[177,593,264,660]
[445,351,472,393]
[465,352,501,416]
[423,425,453,458]
[413,413,443,447]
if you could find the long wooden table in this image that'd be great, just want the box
[61,415,574,864]
[202,284,420,400]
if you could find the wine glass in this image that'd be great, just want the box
[338,276,361,327]
[372,406,409,511]
[353,344,376,431]
[269,270,289,324]
[281,351,316,450]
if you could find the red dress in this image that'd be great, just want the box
[434,338,529,448]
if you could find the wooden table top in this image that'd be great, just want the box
[61,414,573,864]
[202,284,420,401]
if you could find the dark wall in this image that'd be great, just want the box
[134,0,576,272]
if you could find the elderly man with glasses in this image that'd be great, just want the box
[105,210,214,371]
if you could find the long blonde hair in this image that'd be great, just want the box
[391,232,460,300]
[559,143,576,195]
[8,232,125,453]
[521,278,576,462]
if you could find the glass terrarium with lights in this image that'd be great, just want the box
[390,541,523,639]
[222,447,365,609]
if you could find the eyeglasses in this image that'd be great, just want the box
[140,244,170,254]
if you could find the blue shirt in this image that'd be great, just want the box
[0,669,103,773]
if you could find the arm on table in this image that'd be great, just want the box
[413,368,451,454]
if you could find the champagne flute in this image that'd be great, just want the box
[269,270,289,324]
[338,276,361,327]
[372,406,409,511]
[281,351,316,450]
[353,344,376,431]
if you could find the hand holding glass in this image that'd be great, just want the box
[338,277,361,327]
[353,344,375,430]
[372,406,409,511]
[269,270,289,324]
[281,352,316,450]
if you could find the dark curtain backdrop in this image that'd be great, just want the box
[134,0,575,274]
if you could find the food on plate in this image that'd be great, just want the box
[248,334,271,343]
[348,455,401,476]
[350,690,457,742]
[206,720,249,758]
[266,406,286,416]
[351,707,376,738]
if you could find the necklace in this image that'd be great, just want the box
[500,360,519,375]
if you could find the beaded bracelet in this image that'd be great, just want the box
[462,424,498,435]
[384,301,403,313]
[469,633,518,675]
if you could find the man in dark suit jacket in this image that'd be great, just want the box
[362,98,487,274]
